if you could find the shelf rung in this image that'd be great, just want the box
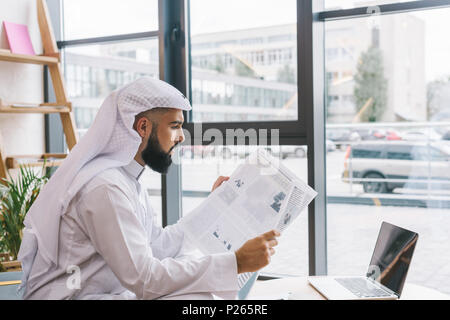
[0,260,22,272]
[0,103,71,114]
[0,51,59,65]
[6,154,66,169]
[7,153,67,159]
[41,102,72,108]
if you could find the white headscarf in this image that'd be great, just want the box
[18,77,192,290]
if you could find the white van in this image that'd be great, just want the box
[342,141,450,193]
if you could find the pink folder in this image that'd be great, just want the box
[3,21,36,55]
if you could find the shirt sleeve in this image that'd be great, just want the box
[148,220,186,259]
[77,183,239,300]
[144,191,195,260]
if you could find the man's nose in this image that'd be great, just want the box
[178,130,185,144]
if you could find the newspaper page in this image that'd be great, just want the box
[179,148,318,288]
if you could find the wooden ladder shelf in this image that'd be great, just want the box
[0,0,78,180]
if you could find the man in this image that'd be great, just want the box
[18,77,280,300]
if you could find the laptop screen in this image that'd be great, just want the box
[366,222,419,296]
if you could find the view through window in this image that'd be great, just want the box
[60,1,450,291]
[183,0,309,275]
[180,145,310,276]
[189,0,298,122]
[325,6,450,294]
[62,1,162,225]
[62,0,158,40]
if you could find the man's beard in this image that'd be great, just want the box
[141,129,177,174]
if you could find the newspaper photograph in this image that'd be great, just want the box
[179,148,318,288]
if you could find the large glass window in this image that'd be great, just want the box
[64,39,159,137]
[63,0,158,40]
[61,2,162,226]
[325,7,450,294]
[189,0,298,123]
[181,145,310,275]
[183,0,310,277]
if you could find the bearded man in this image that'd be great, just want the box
[18,77,279,300]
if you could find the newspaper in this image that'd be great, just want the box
[179,148,318,288]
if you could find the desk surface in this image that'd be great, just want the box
[247,277,450,300]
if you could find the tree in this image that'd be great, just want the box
[353,45,388,122]
[427,76,450,120]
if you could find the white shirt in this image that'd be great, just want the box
[23,160,239,300]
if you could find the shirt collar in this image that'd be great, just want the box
[122,159,145,181]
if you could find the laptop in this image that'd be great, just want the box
[308,222,419,300]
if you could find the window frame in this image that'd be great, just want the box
[319,0,450,21]
[183,1,307,146]
[181,0,329,276]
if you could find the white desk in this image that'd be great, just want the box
[247,277,450,300]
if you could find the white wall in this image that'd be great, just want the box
[0,0,45,165]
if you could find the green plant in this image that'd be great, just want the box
[0,165,49,261]
[354,45,388,122]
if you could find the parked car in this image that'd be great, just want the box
[400,129,442,142]
[327,129,360,148]
[183,141,336,160]
[232,145,304,159]
[352,128,372,140]
[441,130,450,141]
[385,129,402,141]
[342,141,450,193]
[180,145,231,159]
[227,142,336,159]
[279,145,307,158]
[354,128,402,141]
[326,139,337,152]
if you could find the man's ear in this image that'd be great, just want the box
[135,116,152,139]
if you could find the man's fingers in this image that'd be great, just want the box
[267,239,278,248]
[262,229,281,240]
[219,176,230,182]
[212,176,230,191]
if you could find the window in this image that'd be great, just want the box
[63,39,159,136]
[188,0,298,123]
[62,0,158,40]
[181,145,309,276]
[430,147,449,162]
[352,147,383,159]
[57,1,163,226]
[386,147,413,160]
[49,0,450,292]
[412,146,449,162]
[182,0,313,277]
[324,4,450,294]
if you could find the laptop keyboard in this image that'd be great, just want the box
[335,277,392,298]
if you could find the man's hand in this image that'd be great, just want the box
[234,230,280,274]
[211,176,230,192]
